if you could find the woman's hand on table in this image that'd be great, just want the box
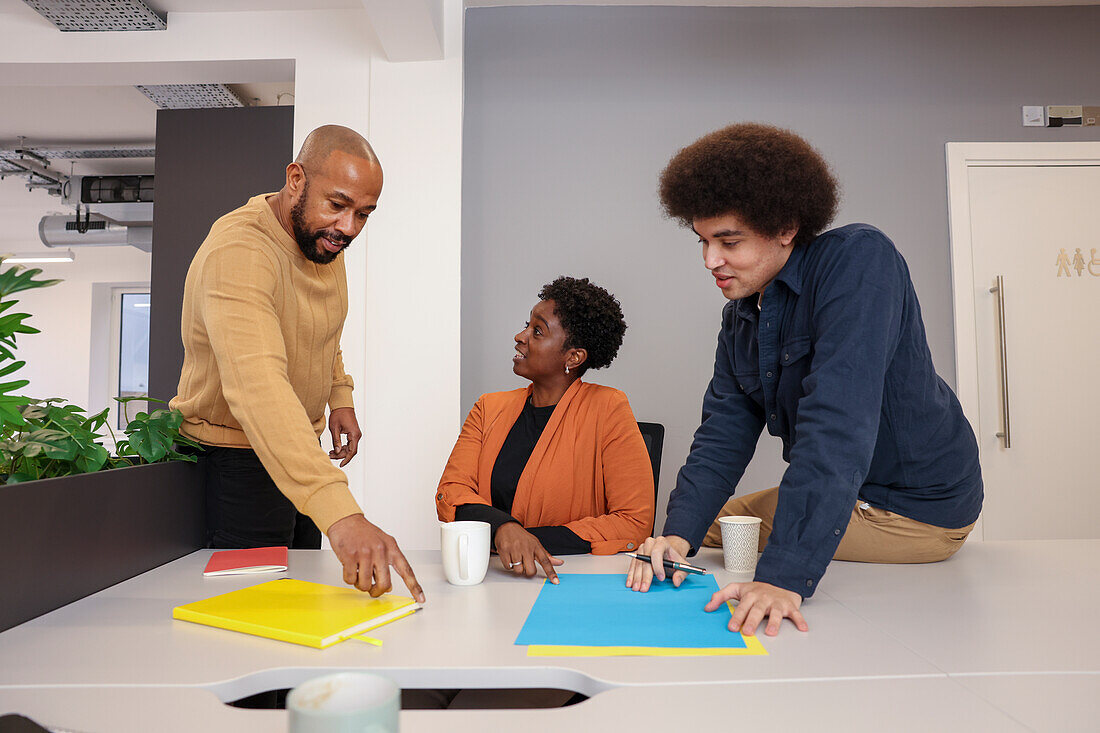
[494,522,563,583]
[705,581,807,637]
[626,535,692,591]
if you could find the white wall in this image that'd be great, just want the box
[8,248,151,415]
[0,4,465,551]
[360,2,464,551]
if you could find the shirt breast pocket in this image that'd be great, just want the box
[777,336,813,398]
[733,371,764,402]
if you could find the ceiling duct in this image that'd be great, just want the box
[39,213,151,253]
[22,0,165,32]
[81,175,154,204]
[22,0,165,31]
[1,145,155,197]
[136,84,244,109]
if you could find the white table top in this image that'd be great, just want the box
[2,674,1097,732]
[0,540,1096,731]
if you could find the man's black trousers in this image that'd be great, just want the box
[197,445,322,549]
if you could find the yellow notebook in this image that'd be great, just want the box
[172,578,420,649]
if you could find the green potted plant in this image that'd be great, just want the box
[0,261,206,632]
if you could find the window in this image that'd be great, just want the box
[109,288,150,430]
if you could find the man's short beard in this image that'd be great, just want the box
[290,179,349,265]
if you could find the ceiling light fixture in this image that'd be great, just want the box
[3,250,76,264]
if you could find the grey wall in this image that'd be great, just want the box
[462,5,1100,527]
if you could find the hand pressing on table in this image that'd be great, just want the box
[705,581,807,637]
[495,522,563,583]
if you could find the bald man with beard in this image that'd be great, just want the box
[171,125,423,602]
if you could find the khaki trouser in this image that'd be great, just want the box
[702,486,974,563]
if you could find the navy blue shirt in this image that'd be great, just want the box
[663,224,983,598]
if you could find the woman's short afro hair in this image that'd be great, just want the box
[658,123,839,246]
[538,276,626,374]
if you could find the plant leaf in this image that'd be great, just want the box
[0,360,25,378]
[0,379,29,395]
[124,421,170,463]
[16,428,79,461]
[0,264,61,297]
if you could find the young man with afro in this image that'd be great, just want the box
[626,123,982,637]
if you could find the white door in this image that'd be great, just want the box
[948,143,1100,541]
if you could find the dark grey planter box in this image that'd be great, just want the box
[0,460,205,631]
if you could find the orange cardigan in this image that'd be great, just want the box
[435,380,654,555]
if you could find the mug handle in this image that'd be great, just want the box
[459,534,469,581]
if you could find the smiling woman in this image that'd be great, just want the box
[436,276,654,580]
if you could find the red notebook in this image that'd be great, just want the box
[203,546,289,577]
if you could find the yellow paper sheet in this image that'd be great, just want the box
[527,632,767,657]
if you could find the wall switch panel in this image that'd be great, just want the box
[1022,105,1045,126]
[1047,105,1083,126]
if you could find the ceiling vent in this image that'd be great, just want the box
[22,0,166,32]
[136,84,244,109]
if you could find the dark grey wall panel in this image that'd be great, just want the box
[149,106,294,402]
[0,461,203,631]
[462,5,1100,524]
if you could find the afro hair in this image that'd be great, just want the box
[659,123,839,246]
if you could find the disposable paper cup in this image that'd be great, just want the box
[287,672,400,733]
[719,515,762,582]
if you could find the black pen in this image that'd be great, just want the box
[626,552,708,575]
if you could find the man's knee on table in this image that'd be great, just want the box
[703,487,779,548]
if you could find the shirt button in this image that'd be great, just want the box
[766,371,773,378]
[626,543,634,550]
[770,413,777,421]
[766,321,771,327]
[784,353,789,361]
[834,529,841,536]
[806,580,814,588]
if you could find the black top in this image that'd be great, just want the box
[454,398,591,555]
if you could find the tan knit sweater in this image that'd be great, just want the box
[170,193,362,533]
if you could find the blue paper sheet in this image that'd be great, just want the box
[514,573,746,649]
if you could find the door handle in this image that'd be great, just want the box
[989,276,1011,448]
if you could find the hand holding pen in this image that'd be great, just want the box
[625,535,695,593]
[625,553,707,576]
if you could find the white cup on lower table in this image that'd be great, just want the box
[287,672,400,733]
[440,520,490,586]
[719,515,762,583]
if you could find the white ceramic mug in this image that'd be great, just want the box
[287,672,400,733]
[440,521,491,586]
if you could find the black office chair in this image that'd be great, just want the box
[636,421,665,536]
